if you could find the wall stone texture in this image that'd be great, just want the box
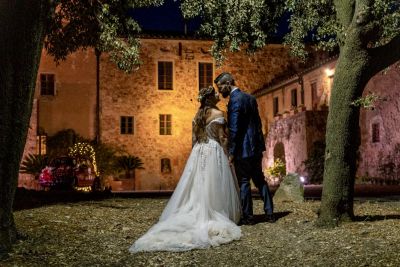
[36,49,97,139]
[18,100,39,189]
[23,36,399,189]
[260,59,400,184]
[357,62,400,182]
[30,37,300,190]
[99,38,300,190]
[264,111,327,177]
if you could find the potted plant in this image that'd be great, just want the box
[274,113,282,121]
[20,153,51,189]
[290,106,298,115]
[297,104,306,112]
[282,110,290,118]
[115,155,144,190]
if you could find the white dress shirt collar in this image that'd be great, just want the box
[230,86,239,95]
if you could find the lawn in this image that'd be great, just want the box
[2,198,400,266]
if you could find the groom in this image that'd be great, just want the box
[214,72,275,225]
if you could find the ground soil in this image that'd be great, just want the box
[2,198,400,266]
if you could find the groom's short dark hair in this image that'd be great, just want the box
[214,72,235,85]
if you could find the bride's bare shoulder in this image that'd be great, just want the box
[206,109,225,124]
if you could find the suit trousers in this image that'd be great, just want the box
[234,155,274,218]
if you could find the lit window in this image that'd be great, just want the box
[160,114,172,135]
[40,74,55,96]
[158,61,173,90]
[120,116,134,135]
[199,63,213,90]
[372,123,380,143]
[36,135,47,155]
[161,158,171,173]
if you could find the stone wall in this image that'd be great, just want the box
[99,38,298,190]
[358,62,400,181]
[18,99,38,189]
[260,58,400,183]
[36,49,97,139]
[256,58,336,135]
[264,110,327,177]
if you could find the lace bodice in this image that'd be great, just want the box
[205,117,226,142]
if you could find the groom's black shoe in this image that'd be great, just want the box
[266,214,276,223]
[239,217,255,225]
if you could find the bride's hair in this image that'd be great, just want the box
[193,86,218,143]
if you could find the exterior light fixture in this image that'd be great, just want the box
[325,68,335,77]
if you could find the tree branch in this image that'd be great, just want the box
[368,35,400,77]
[334,0,355,28]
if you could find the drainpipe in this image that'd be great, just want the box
[95,48,101,144]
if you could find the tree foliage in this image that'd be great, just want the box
[284,0,400,58]
[180,0,399,60]
[45,0,164,72]
[180,0,285,62]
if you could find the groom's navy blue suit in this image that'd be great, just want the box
[228,88,274,218]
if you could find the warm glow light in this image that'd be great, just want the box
[325,68,335,77]
[75,186,91,192]
[300,176,306,183]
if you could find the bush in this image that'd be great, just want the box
[303,141,325,184]
[264,158,286,185]
[47,129,86,158]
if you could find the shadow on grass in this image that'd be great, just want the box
[253,211,291,224]
[13,188,113,211]
[354,214,400,222]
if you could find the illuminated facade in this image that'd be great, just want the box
[19,36,305,190]
[256,57,400,184]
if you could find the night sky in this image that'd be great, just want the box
[131,0,201,35]
[131,0,290,41]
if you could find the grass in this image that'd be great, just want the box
[2,198,400,266]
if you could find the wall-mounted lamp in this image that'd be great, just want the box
[325,68,335,77]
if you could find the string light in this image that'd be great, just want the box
[68,142,99,176]
[75,186,92,192]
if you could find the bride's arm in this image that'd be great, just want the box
[192,120,197,147]
[217,119,229,156]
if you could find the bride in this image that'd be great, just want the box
[129,86,241,253]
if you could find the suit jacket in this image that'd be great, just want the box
[228,88,266,159]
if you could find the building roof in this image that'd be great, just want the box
[253,55,338,97]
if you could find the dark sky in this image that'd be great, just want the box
[131,1,290,40]
[131,0,201,34]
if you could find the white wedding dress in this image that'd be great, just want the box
[129,117,241,253]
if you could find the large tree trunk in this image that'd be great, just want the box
[0,1,49,256]
[316,43,371,227]
[316,0,400,228]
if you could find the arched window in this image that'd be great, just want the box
[273,142,286,163]
[161,158,171,173]
[372,123,380,143]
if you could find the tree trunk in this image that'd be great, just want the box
[316,43,371,227]
[0,1,49,256]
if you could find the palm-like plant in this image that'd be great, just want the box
[20,153,51,179]
[116,155,144,179]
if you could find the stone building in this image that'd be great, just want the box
[256,57,400,184]
[20,35,307,190]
